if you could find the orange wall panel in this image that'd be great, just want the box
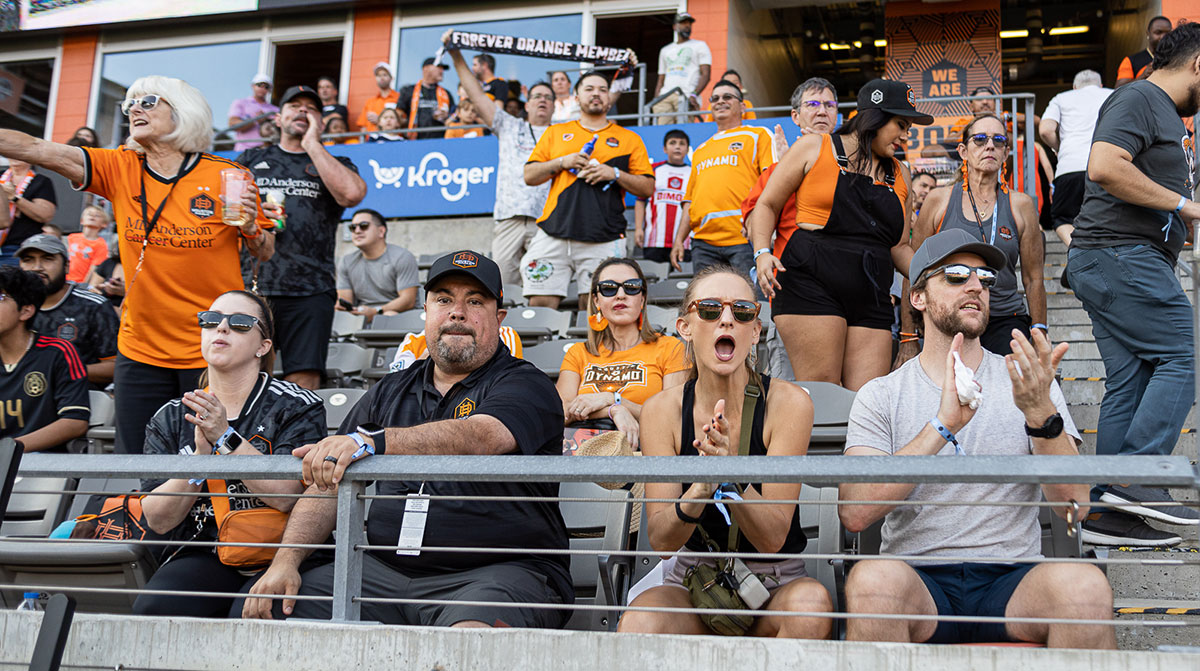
[1162,1,1198,25]
[51,32,98,142]
[688,0,728,100]
[346,6,394,131]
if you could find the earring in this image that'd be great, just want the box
[1000,160,1011,193]
[256,352,263,358]
[588,313,609,332]
[637,313,644,330]
[960,161,968,191]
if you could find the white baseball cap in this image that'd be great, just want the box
[373,61,393,77]
[252,73,273,86]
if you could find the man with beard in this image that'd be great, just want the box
[237,85,365,390]
[1065,21,1200,545]
[17,234,118,387]
[242,251,571,629]
[523,72,654,309]
[909,171,937,221]
[840,229,1114,648]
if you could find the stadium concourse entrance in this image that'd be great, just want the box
[594,11,674,118]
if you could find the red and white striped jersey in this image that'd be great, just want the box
[643,160,691,248]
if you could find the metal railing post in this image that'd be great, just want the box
[330,479,365,622]
[28,593,75,671]
[1024,94,1037,210]
[636,62,646,126]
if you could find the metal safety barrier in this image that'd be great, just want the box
[4,451,1197,636]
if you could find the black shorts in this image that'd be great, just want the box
[914,562,1035,643]
[981,313,1032,355]
[773,230,894,330]
[1050,172,1085,231]
[268,291,336,376]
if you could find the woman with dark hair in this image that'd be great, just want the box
[556,257,687,446]
[66,126,100,148]
[135,289,326,618]
[748,79,931,390]
[322,114,358,145]
[908,113,1044,356]
[618,265,831,638]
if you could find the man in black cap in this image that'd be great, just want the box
[652,11,711,124]
[17,233,118,387]
[242,250,571,629]
[399,57,455,138]
[840,229,1113,648]
[236,85,366,391]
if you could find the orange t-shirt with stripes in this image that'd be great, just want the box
[684,124,776,247]
[78,147,271,369]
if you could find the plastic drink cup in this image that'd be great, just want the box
[221,169,248,225]
[265,189,286,230]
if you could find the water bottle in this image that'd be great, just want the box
[568,134,599,175]
[16,592,42,611]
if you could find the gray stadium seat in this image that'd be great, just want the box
[314,388,368,434]
[796,381,856,455]
[645,305,678,333]
[330,310,365,340]
[0,538,157,613]
[502,283,525,307]
[560,482,632,632]
[417,253,440,270]
[362,346,398,383]
[646,278,691,307]
[523,339,584,379]
[668,260,694,278]
[325,342,373,387]
[85,390,116,454]
[354,309,425,348]
[503,307,572,344]
[639,260,670,282]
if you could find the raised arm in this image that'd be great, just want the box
[444,38,497,128]
[0,130,86,185]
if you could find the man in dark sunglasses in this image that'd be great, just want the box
[336,209,419,323]
[840,230,1115,648]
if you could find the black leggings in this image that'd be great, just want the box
[132,551,261,618]
[114,354,204,454]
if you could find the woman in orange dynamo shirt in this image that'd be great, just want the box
[557,258,688,447]
[0,74,276,455]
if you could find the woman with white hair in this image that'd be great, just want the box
[0,74,277,456]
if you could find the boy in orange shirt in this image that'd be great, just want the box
[65,205,110,283]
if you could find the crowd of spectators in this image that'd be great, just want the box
[0,15,1198,649]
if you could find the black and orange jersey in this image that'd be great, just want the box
[0,333,89,452]
[77,147,271,369]
[528,120,653,243]
[1117,49,1153,82]
[793,134,907,230]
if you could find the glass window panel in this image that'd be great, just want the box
[397,14,582,103]
[0,59,54,139]
[96,40,260,147]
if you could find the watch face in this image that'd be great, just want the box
[357,422,385,436]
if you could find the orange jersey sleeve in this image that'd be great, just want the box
[1116,57,1134,82]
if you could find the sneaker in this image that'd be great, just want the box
[1080,511,1182,547]
[1100,484,1200,526]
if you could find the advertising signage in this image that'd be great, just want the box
[2,0,257,32]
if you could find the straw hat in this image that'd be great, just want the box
[575,430,644,532]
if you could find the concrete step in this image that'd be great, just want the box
[1103,549,1200,601]
[1068,404,1198,430]
[1047,292,1083,309]
[1057,359,1107,378]
[1061,377,1105,404]
[1047,308,1092,326]
[1062,341,1101,360]
[1074,430,1198,460]
[1052,326,1095,343]
[1114,599,1200,650]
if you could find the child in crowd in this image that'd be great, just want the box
[66,205,110,283]
[635,129,692,264]
[322,115,359,145]
[443,99,487,139]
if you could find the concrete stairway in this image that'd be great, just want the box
[1041,230,1200,650]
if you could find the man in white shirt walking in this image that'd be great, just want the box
[651,12,711,125]
[1038,70,1113,247]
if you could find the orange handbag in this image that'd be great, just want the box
[206,480,289,568]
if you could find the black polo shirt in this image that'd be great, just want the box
[339,344,571,603]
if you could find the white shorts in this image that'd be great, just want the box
[520,229,624,298]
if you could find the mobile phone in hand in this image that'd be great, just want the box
[338,298,355,311]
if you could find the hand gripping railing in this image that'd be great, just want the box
[8,451,1198,627]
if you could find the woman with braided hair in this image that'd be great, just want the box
[906,113,1046,356]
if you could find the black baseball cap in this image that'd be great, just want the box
[279,85,320,107]
[422,57,449,70]
[909,229,1008,286]
[857,79,933,125]
[424,251,503,302]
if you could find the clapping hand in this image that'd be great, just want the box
[182,389,230,448]
[1007,328,1068,423]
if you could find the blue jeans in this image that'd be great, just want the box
[1066,245,1194,501]
[691,239,753,276]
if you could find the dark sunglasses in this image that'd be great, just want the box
[595,279,644,297]
[348,222,372,232]
[926,263,998,288]
[687,298,760,323]
[121,94,162,116]
[968,133,1008,147]
[708,93,743,104]
[198,311,261,332]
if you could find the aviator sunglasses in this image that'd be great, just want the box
[925,263,998,288]
[197,311,261,333]
[121,94,163,116]
[687,299,760,323]
[968,132,1008,147]
[595,279,644,297]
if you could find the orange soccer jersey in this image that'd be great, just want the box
[560,335,687,406]
[78,147,271,369]
[684,124,776,247]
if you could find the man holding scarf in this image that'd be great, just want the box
[399,58,455,139]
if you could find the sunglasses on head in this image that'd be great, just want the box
[121,94,162,116]
[687,298,760,323]
[801,100,838,109]
[968,133,1008,147]
[925,263,998,288]
[197,311,261,332]
[595,279,644,297]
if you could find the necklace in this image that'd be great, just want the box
[3,332,34,373]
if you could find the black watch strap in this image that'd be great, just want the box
[1025,412,1064,439]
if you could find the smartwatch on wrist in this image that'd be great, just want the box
[214,427,244,455]
[1025,413,1064,439]
[352,422,386,458]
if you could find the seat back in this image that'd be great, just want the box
[523,340,583,379]
[0,539,157,613]
[502,283,525,307]
[325,342,373,381]
[645,305,677,334]
[314,388,368,434]
[560,481,631,631]
[370,310,426,333]
[1,476,77,538]
[504,307,572,342]
[330,310,365,339]
[798,484,840,610]
[796,381,856,455]
[646,278,691,307]
[639,260,670,282]
[87,391,114,428]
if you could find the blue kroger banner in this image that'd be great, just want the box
[222,115,818,219]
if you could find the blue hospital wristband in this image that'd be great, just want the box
[929,416,964,456]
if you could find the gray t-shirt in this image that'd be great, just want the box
[336,244,420,306]
[1071,80,1196,263]
[845,352,1079,564]
[493,108,550,221]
